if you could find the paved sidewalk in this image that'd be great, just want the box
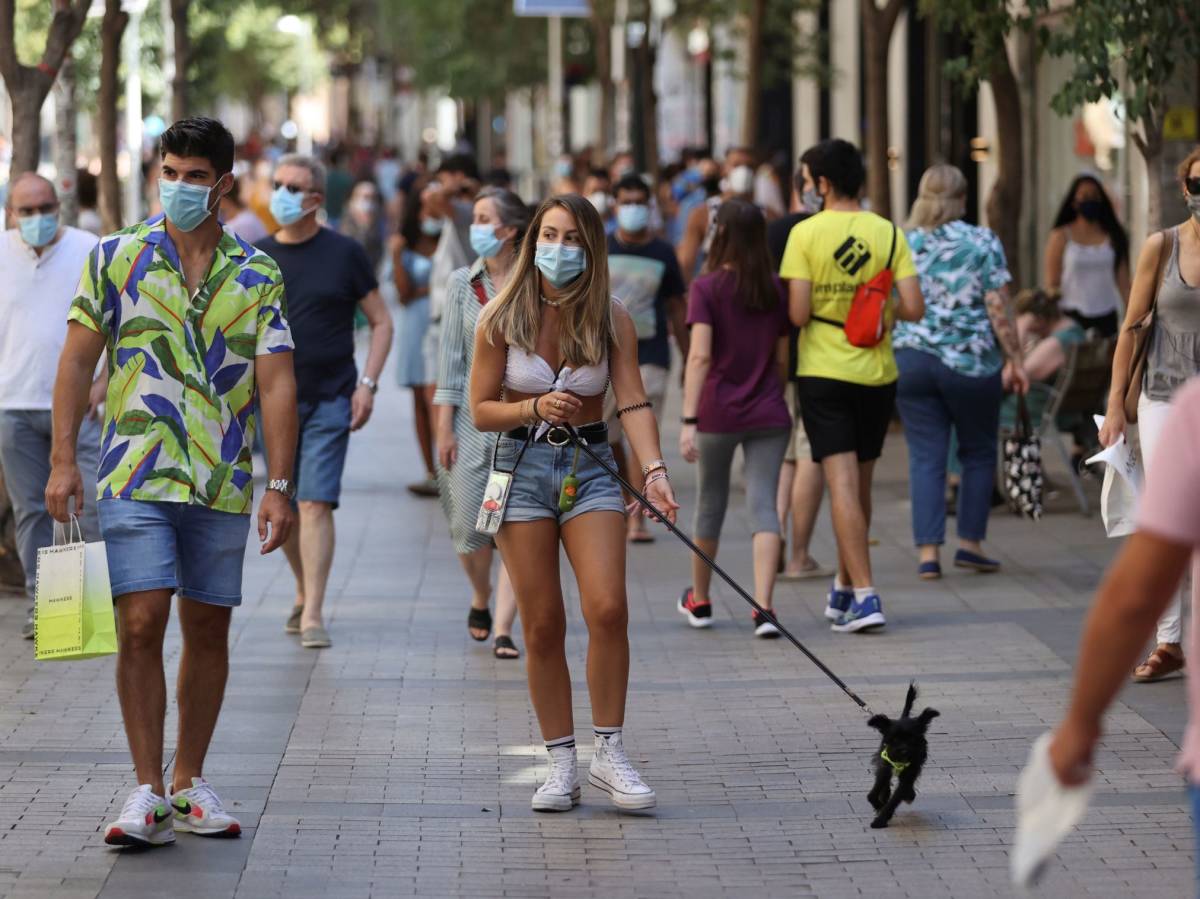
[0,379,1192,898]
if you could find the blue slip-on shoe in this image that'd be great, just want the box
[831,594,886,633]
[825,581,853,621]
[954,548,1000,573]
[918,561,942,580]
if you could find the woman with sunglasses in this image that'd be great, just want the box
[1099,146,1200,683]
[470,194,678,813]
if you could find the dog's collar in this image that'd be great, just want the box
[880,746,909,774]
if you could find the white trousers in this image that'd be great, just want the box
[1139,392,1193,645]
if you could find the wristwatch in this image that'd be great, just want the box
[681,416,699,425]
[359,376,379,394]
[267,479,296,500]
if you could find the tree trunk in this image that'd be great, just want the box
[170,0,189,121]
[592,9,613,155]
[54,53,78,226]
[741,0,766,147]
[860,0,903,219]
[635,5,658,172]
[7,82,46,176]
[985,52,1023,285]
[1134,110,1166,234]
[99,0,128,233]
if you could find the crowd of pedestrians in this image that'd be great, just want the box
[6,109,1200,847]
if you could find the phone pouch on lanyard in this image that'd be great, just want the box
[476,432,533,535]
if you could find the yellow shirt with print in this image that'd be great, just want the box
[779,209,917,387]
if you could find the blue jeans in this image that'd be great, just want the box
[295,395,352,507]
[895,349,1001,546]
[0,410,101,596]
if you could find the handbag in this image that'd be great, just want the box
[1123,228,1175,423]
[34,516,116,661]
[1003,395,1044,521]
[811,224,897,348]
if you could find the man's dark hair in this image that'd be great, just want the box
[614,174,650,201]
[159,116,235,176]
[800,138,865,200]
[438,153,479,180]
[76,169,98,208]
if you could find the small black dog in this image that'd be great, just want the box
[866,682,939,828]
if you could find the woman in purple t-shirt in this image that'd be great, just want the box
[678,199,792,638]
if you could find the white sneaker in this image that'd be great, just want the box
[169,777,242,837]
[532,745,580,812]
[588,732,656,811]
[104,785,175,847]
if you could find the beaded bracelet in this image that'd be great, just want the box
[616,401,652,418]
[644,470,669,489]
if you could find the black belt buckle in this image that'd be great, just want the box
[545,426,571,447]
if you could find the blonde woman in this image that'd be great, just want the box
[893,164,1027,579]
[470,194,678,813]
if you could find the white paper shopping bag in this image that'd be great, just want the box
[34,517,116,661]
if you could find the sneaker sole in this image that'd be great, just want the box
[173,819,242,837]
[677,601,713,629]
[531,785,581,812]
[824,606,848,622]
[754,622,780,638]
[588,772,656,810]
[831,612,887,633]
[104,827,175,847]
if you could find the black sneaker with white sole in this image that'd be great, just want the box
[752,609,781,638]
[677,587,714,628]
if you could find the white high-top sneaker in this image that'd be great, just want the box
[588,731,656,810]
[532,743,581,812]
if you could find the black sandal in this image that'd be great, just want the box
[467,606,492,641]
[493,635,520,659]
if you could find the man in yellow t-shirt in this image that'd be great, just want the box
[778,138,924,635]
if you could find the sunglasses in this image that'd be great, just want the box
[273,181,309,194]
[14,202,59,217]
[1186,176,1200,197]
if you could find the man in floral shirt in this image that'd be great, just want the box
[46,117,298,849]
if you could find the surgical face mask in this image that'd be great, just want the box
[801,187,823,214]
[534,242,587,288]
[1076,199,1104,221]
[728,165,755,195]
[269,185,315,227]
[554,159,574,179]
[160,178,218,232]
[470,223,505,259]
[420,217,444,237]
[1187,193,1200,222]
[19,212,59,248]
[616,203,650,233]
[350,197,375,217]
[588,191,610,215]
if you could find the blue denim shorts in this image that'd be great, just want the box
[497,432,625,526]
[98,499,252,606]
[295,395,352,507]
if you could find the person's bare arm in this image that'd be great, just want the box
[776,334,790,388]
[46,323,106,522]
[666,293,689,363]
[789,279,813,328]
[351,289,394,431]
[255,351,298,554]
[894,275,925,322]
[676,205,707,284]
[984,285,1029,394]
[1022,335,1069,382]
[1117,257,1132,307]
[390,237,418,304]
[469,325,579,432]
[678,322,712,464]
[1100,232,1166,447]
[1044,227,1067,289]
[1049,531,1192,784]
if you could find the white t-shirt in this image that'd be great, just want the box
[0,226,99,409]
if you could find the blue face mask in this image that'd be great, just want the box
[19,212,59,248]
[421,218,445,237]
[535,242,587,288]
[470,223,504,259]
[616,203,650,233]
[159,178,218,232]
[269,185,314,227]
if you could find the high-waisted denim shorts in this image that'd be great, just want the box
[496,431,625,526]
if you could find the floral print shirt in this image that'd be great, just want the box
[893,220,1012,378]
[68,215,293,514]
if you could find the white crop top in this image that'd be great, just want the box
[504,348,609,397]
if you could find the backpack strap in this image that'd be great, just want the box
[885,223,897,270]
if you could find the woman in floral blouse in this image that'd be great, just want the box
[893,165,1028,579]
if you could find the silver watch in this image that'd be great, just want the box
[267,479,296,500]
[359,375,379,394]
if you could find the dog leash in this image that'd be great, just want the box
[563,424,874,717]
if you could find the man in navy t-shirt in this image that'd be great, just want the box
[258,154,393,648]
[606,173,687,542]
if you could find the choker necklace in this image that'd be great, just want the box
[541,295,565,307]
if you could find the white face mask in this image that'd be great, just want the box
[728,165,755,196]
[588,191,610,215]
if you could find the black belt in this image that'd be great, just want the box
[506,422,608,446]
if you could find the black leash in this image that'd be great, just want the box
[564,424,873,717]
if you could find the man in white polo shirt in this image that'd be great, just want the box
[0,173,104,637]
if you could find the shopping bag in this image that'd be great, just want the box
[1087,417,1142,538]
[1003,396,1044,520]
[34,516,116,661]
[1012,732,1094,891]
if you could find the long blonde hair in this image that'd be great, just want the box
[479,193,617,366]
[906,164,967,230]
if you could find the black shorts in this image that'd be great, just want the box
[796,377,896,463]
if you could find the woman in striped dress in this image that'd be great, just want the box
[435,187,531,658]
